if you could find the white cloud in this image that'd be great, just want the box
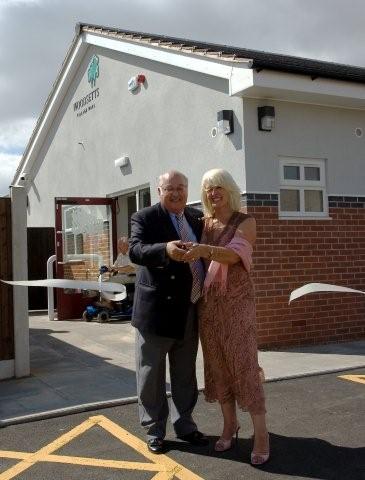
[0,117,35,195]
[0,0,364,196]
[0,0,39,16]
[0,117,36,152]
[0,152,21,195]
[0,0,39,7]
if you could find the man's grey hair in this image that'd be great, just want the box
[158,170,188,187]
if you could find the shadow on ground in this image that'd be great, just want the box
[166,432,365,480]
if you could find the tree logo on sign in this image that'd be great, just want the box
[88,55,99,88]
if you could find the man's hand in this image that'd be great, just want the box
[182,243,209,262]
[166,240,188,262]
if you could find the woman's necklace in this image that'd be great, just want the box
[212,217,226,229]
[212,210,234,229]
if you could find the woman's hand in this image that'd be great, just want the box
[182,243,210,262]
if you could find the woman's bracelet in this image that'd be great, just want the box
[207,246,214,260]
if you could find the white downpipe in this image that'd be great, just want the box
[47,255,57,321]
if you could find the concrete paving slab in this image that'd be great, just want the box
[0,314,364,425]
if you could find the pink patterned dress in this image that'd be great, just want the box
[198,212,266,414]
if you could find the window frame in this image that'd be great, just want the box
[279,157,328,218]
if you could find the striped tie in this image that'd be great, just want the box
[175,214,204,303]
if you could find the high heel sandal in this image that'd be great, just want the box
[250,433,270,465]
[214,425,240,452]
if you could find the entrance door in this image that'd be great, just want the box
[55,197,116,320]
[116,186,151,238]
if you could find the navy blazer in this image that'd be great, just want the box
[129,202,204,339]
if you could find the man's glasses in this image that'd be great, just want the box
[160,185,187,193]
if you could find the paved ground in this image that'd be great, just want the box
[1,314,365,423]
[0,370,364,480]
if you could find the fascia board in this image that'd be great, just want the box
[13,37,88,187]
[236,69,365,108]
[83,31,253,83]
[229,68,254,95]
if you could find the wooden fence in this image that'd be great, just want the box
[0,198,14,360]
[28,227,55,310]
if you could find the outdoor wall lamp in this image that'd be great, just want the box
[258,106,275,131]
[115,156,129,168]
[217,110,234,135]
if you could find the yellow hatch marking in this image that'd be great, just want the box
[338,374,365,385]
[0,415,204,480]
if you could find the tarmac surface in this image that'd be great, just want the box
[0,370,364,480]
[1,314,365,425]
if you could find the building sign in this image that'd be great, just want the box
[74,55,101,118]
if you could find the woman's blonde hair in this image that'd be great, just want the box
[201,168,242,216]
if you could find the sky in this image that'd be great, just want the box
[1,0,365,196]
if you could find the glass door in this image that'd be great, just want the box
[55,197,116,320]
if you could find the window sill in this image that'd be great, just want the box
[279,215,332,221]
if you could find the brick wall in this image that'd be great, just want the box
[63,225,111,282]
[242,194,365,348]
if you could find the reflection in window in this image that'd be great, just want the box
[305,190,323,212]
[284,166,300,180]
[139,188,151,209]
[304,167,320,181]
[280,189,300,212]
[75,233,84,254]
[65,233,75,254]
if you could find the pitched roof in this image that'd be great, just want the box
[13,22,365,187]
[79,22,365,84]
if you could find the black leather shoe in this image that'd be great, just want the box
[178,430,209,446]
[147,438,165,454]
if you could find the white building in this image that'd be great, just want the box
[4,22,365,378]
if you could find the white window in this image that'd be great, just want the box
[279,158,327,217]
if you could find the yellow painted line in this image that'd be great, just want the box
[0,415,204,480]
[339,374,365,385]
[0,451,163,471]
[43,454,166,471]
[151,471,175,480]
[0,418,96,480]
[94,415,204,480]
[0,452,26,460]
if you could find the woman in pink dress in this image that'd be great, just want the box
[184,169,269,465]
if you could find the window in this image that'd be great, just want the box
[279,158,327,217]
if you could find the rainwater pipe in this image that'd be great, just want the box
[47,255,57,321]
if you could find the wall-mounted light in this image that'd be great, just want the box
[115,156,129,168]
[258,106,275,131]
[217,110,234,135]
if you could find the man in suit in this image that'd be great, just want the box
[129,170,208,453]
